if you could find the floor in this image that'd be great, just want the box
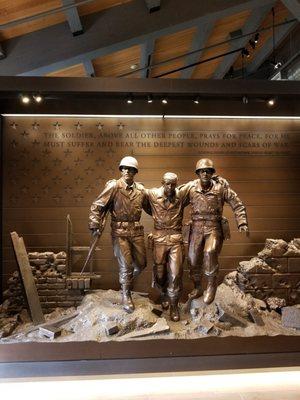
[1,367,300,399]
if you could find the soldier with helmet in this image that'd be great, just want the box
[89,156,151,313]
[180,158,249,305]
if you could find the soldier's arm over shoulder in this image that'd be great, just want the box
[89,179,117,229]
[223,185,248,228]
[178,180,195,206]
[213,175,229,187]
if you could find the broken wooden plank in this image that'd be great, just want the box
[10,232,45,325]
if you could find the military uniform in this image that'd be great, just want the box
[180,178,248,298]
[89,177,150,287]
[147,186,189,302]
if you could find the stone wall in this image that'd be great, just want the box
[236,239,300,305]
[2,251,84,315]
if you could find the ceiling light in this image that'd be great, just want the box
[130,64,138,70]
[20,94,30,104]
[242,96,249,104]
[267,97,276,107]
[193,96,200,104]
[126,95,133,104]
[162,97,168,104]
[147,94,153,103]
[242,48,250,58]
[33,94,43,103]
[249,39,256,49]
[254,33,259,43]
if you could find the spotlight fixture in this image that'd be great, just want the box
[271,61,282,70]
[33,94,43,103]
[267,97,276,107]
[242,95,249,104]
[193,96,200,104]
[20,94,30,104]
[126,95,133,104]
[161,97,168,104]
[254,32,259,44]
[241,48,250,58]
[249,39,256,50]
[130,64,138,70]
[147,94,153,103]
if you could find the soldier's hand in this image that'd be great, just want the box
[238,225,249,237]
[91,228,101,238]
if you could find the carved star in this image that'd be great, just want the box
[32,139,40,146]
[64,185,72,193]
[74,122,82,130]
[32,122,40,130]
[84,148,93,156]
[95,157,104,166]
[32,177,39,185]
[53,122,62,130]
[41,166,51,175]
[96,123,104,130]
[64,149,72,157]
[11,140,18,148]
[10,122,18,130]
[21,186,29,194]
[63,167,72,175]
[74,194,84,203]
[74,157,83,166]
[85,167,94,175]
[42,149,51,156]
[85,185,93,193]
[117,122,125,130]
[32,194,40,204]
[21,130,29,138]
[42,185,50,194]
[53,158,62,166]
[74,176,83,185]
[52,176,62,185]
[53,195,62,203]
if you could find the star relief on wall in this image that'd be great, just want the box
[96,122,104,130]
[10,122,18,130]
[21,130,29,138]
[53,122,62,130]
[74,122,82,130]
[32,122,40,130]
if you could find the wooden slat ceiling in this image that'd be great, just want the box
[0,0,297,79]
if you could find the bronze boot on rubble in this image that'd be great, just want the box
[122,285,135,313]
[203,276,218,305]
[169,297,180,322]
[188,278,203,301]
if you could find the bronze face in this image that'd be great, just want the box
[120,166,137,185]
[197,168,214,187]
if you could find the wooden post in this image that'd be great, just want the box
[10,232,45,325]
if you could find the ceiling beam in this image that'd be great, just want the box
[0,44,5,60]
[140,39,155,78]
[180,22,212,79]
[61,0,83,36]
[0,0,276,76]
[83,60,95,77]
[213,2,275,79]
[144,0,161,13]
[281,0,300,22]
[246,15,297,74]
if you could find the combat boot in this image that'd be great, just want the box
[187,279,203,301]
[203,276,218,305]
[160,291,170,310]
[169,298,180,322]
[122,285,135,313]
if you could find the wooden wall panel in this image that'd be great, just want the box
[2,115,300,294]
[46,64,87,77]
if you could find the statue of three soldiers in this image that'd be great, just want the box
[89,156,249,322]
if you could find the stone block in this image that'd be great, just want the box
[37,278,47,284]
[195,321,214,335]
[30,259,48,266]
[53,259,66,266]
[247,274,273,289]
[39,325,61,339]
[36,283,48,290]
[84,278,90,289]
[56,251,67,259]
[66,279,72,289]
[51,283,66,290]
[38,289,57,296]
[78,279,85,290]
[258,239,288,259]
[57,301,75,308]
[217,305,248,327]
[265,257,288,273]
[273,274,300,289]
[56,264,66,273]
[38,252,55,260]
[281,306,300,329]
[288,258,300,273]
[105,323,120,336]
[46,296,66,303]
[46,278,57,284]
[71,280,78,289]
[267,296,286,311]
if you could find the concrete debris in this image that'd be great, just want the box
[281,306,300,329]
[238,257,275,275]
[217,305,248,327]
[267,297,286,311]
[151,308,163,317]
[258,239,288,259]
[248,308,265,326]
[195,321,214,335]
[120,318,170,340]
[105,323,120,336]
[39,325,62,339]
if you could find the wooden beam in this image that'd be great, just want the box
[140,39,155,78]
[10,232,45,325]
[61,0,83,36]
[213,3,275,79]
[281,0,300,22]
[0,0,276,76]
[83,60,95,77]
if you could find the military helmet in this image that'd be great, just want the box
[195,158,215,173]
[119,156,139,172]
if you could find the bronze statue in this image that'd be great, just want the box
[147,173,189,322]
[180,158,249,305]
[89,156,150,313]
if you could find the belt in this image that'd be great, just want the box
[192,214,221,222]
[111,221,141,228]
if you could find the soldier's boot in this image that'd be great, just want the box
[203,276,218,305]
[188,279,203,301]
[121,285,135,313]
[169,297,180,322]
[160,290,170,310]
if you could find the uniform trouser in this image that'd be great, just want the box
[112,235,146,286]
[152,241,184,300]
[188,221,223,282]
